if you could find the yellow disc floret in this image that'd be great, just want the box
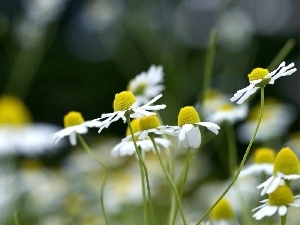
[140,115,160,131]
[64,111,84,128]
[113,91,136,112]
[178,106,200,126]
[268,185,294,206]
[126,119,141,136]
[253,147,276,164]
[211,198,234,220]
[128,81,147,96]
[0,95,32,125]
[273,147,300,175]
[219,104,234,111]
[248,68,269,82]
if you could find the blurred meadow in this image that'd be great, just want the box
[0,0,299,225]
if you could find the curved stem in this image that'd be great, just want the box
[171,148,191,225]
[77,134,109,225]
[139,152,148,225]
[225,121,237,176]
[281,214,287,225]
[196,87,265,224]
[149,134,187,225]
[14,211,19,225]
[125,115,156,225]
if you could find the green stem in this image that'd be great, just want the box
[225,121,237,176]
[201,28,217,104]
[139,150,148,225]
[14,211,19,225]
[149,134,187,225]
[267,39,295,71]
[281,214,287,225]
[196,87,265,224]
[126,114,156,225]
[171,148,191,225]
[77,134,109,225]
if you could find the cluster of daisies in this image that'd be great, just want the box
[49,61,298,224]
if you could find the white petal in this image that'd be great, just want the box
[187,126,201,148]
[253,205,277,220]
[69,132,77,146]
[236,87,259,104]
[265,176,282,194]
[198,122,220,134]
[278,206,287,216]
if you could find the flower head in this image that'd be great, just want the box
[240,147,275,177]
[160,106,220,149]
[96,91,166,134]
[127,65,165,105]
[50,111,101,146]
[231,62,297,104]
[112,118,170,158]
[252,185,300,220]
[258,147,300,195]
[211,198,235,222]
[0,95,61,156]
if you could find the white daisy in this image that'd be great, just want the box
[240,147,275,178]
[50,111,101,146]
[207,103,248,124]
[252,185,300,220]
[258,147,300,196]
[112,118,171,158]
[160,106,220,149]
[127,65,165,105]
[0,95,62,156]
[95,91,166,134]
[230,61,297,104]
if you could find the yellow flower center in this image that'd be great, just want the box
[273,147,300,175]
[211,198,234,220]
[219,104,234,111]
[253,147,276,164]
[203,90,221,100]
[128,81,147,96]
[140,115,160,131]
[113,91,136,112]
[64,111,84,128]
[20,159,43,170]
[0,95,32,125]
[248,68,269,82]
[126,119,141,136]
[178,106,200,126]
[268,185,294,206]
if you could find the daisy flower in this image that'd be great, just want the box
[258,147,300,196]
[127,65,165,105]
[240,147,275,177]
[112,118,170,158]
[160,106,220,149]
[0,95,61,156]
[207,103,248,124]
[252,185,300,220]
[95,91,166,134]
[237,98,296,143]
[230,61,297,104]
[50,111,101,146]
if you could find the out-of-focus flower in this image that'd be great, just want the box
[230,62,297,104]
[237,98,296,143]
[50,111,101,146]
[252,185,300,220]
[127,65,165,105]
[112,118,170,158]
[207,103,248,124]
[0,95,61,156]
[160,106,220,148]
[95,91,166,134]
[240,147,275,177]
[210,198,238,225]
[258,147,300,196]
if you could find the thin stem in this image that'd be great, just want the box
[77,134,109,225]
[196,87,265,224]
[149,134,187,225]
[171,148,191,225]
[201,28,217,104]
[139,150,148,225]
[281,214,287,225]
[126,115,156,225]
[267,39,295,71]
[225,121,237,176]
[14,211,19,225]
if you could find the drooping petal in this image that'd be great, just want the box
[278,206,287,216]
[198,122,220,135]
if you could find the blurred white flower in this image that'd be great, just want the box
[127,65,165,105]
